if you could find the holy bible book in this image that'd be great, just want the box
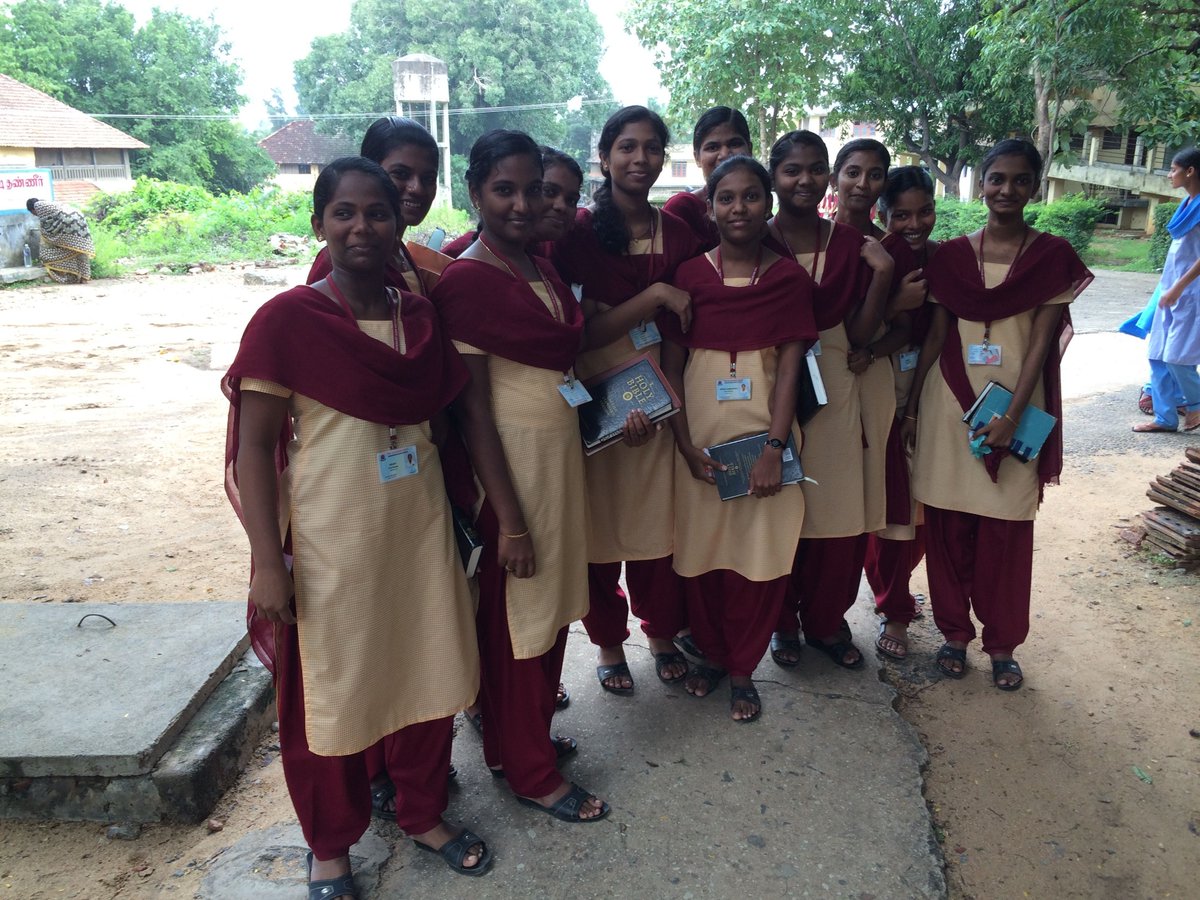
[578,353,680,454]
[706,431,804,501]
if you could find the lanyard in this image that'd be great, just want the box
[327,274,403,448]
[976,226,1030,346]
[773,220,822,282]
[633,206,662,292]
[713,244,764,285]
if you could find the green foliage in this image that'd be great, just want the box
[1083,234,1155,273]
[0,0,272,195]
[406,206,475,246]
[449,154,470,212]
[930,198,990,242]
[293,0,611,157]
[87,178,212,236]
[625,0,833,157]
[1032,194,1105,254]
[1150,202,1179,269]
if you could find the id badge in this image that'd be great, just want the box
[898,349,919,372]
[558,379,593,408]
[716,378,752,401]
[378,445,419,483]
[629,321,662,349]
[809,340,822,358]
[967,343,1002,366]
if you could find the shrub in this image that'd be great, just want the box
[1032,194,1105,254]
[929,197,988,241]
[1149,201,1179,270]
[87,178,211,236]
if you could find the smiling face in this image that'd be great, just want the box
[535,162,582,242]
[708,166,770,247]
[885,187,937,253]
[772,143,830,216]
[696,123,750,180]
[835,150,887,213]
[311,170,399,273]
[981,153,1037,217]
[469,152,544,250]
[378,143,438,229]
[601,119,666,197]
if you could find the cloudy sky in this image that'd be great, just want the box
[119,0,664,127]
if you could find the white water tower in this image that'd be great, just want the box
[393,53,452,207]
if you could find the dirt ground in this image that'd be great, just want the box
[0,267,1197,899]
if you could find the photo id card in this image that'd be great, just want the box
[378,446,419,483]
[967,343,1003,366]
[898,349,919,372]
[716,378,752,401]
[809,340,822,358]
[629,321,662,349]
[558,379,593,408]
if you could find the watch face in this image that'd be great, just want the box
[767,438,784,448]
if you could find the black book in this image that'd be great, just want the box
[795,348,828,425]
[706,431,804,501]
[578,353,681,455]
[452,506,484,579]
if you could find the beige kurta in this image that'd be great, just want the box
[790,244,895,538]
[911,262,1073,522]
[575,228,675,563]
[672,308,806,579]
[454,281,590,659]
[242,321,479,757]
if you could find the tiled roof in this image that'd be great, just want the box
[258,120,358,166]
[0,74,147,150]
[53,180,103,206]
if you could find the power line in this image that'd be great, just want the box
[79,97,615,121]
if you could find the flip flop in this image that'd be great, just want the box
[769,632,803,668]
[991,658,1024,691]
[412,828,493,877]
[653,650,689,683]
[596,662,634,695]
[730,683,761,723]
[516,782,610,823]
[935,642,968,679]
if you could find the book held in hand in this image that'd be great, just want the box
[795,347,828,425]
[705,431,804,501]
[578,353,681,454]
[452,505,484,579]
[961,380,1057,463]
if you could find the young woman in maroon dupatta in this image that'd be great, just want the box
[868,166,942,661]
[659,156,816,722]
[225,158,491,896]
[763,131,895,671]
[906,139,1092,690]
[662,106,753,250]
[829,142,930,663]
[433,130,608,823]
[552,106,703,696]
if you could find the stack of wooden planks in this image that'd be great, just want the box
[1142,447,1200,566]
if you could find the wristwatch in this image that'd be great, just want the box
[764,437,785,450]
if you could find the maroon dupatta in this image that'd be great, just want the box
[662,190,719,251]
[764,220,874,331]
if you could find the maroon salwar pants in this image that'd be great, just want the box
[276,623,452,859]
[582,556,687,646]
[686,570,788,677]
[777,534,869,639]
[923,505,1034,655]
[863,527,926,624]
[475,500,569,799]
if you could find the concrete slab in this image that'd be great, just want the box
[0,266,46,284]
[0,601,249,778]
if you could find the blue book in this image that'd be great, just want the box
[961,381,1057,463]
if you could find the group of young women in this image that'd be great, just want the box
[223,106,1109,897]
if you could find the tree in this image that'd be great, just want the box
[0,0,275,194]
[625,0,834,157]
[293,0,612,164]
[827,0,1028,197]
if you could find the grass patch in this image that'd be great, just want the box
[1084,234,1158,273]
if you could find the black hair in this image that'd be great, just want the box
[25,197,39,212]
[979,138,1042,184]
[878,166,935,216]
[592,105,670,255]
[706,155,772,202]
[312,156,402,221]
[692,106,752,155]
[1172,146,1200,172]
[540,145,583,185]
[359,116,438,167]
[464,129,542,195]
[768,130,828,175]
[832,138,890,179]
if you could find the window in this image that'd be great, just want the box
[819,117,835,138]
[1100,129,1124,150]
[671,160,688,178]
[34,148,63,166]
[851,122,877,138]
[296,163,312,174]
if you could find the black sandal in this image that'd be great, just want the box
[769,632,803,668]
[516,782,610,823]
[730,683,761,723]
[653,650,689,683]
[413,828,493,877]
[674,632,705,660]
[991,658,1024,691]
[804,634,864,670]
[685,663,726,697]
[935,643,968,679]
[555,682,570,710]
[596,662,634,695]
[306,851,358,900]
